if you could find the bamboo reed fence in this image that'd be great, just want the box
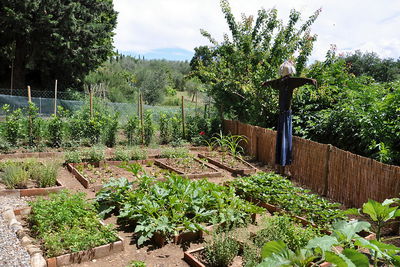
[223,119,400,211]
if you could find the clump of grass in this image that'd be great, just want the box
[1,164,29,189]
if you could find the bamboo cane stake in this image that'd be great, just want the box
[54,80,58,115]
[182,96,186,139]
[140,93,144,144]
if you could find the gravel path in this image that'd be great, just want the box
[0,196,32,267]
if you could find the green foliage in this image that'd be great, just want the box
[124,115,141,146]
[186,114,212,146]
[1,164,29,189]
[47,107,68,148]
[0,0,117,89]
[28,190,118,258]
[193,0,321,126]
[1,104,22,146]
[230,172,345,227]
[130,147,148,160]
[94,174,264,246]
[343,50,400,83]
[294,48,400,165]
[143,110,155,145]
[104,112,120,147]
[113,147,131,162]
[32,160,60,188]
[126,260,146,267]
[204,227,239,267]
[84,145,106,162]
[159,147,190,158]
[64,150,83,164]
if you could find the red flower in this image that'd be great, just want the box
[200,131,205,136]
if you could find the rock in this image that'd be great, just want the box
[31,252,47,267]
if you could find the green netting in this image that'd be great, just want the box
[0,89,208,125]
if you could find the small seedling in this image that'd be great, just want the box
[76,164,84,172]
[87,164,94,171]
[147,161,154,167]
[89,178,95,184]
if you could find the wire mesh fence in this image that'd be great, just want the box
[0,88,211,125]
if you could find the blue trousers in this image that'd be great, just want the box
[275,110,292,166]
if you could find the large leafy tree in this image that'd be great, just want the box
[192,0,321,127]
[0,0,117,90]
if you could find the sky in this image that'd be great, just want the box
[112,0,400,63]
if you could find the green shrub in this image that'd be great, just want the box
[124,115,141,146]
[1,104,22,146]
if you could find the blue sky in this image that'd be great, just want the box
[113,0,400,63]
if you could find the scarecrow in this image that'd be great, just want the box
[262,60,317,174]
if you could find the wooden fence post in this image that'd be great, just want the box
[324,144,332,196]
[182,96,186,139]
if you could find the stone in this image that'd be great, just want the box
[31,253,47,267]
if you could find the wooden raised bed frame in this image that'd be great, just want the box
[198,152,257,175]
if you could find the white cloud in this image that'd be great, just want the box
[113,0,400,61]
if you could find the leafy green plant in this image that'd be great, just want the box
[159,147,190,158]
[230,172,345,227]
[130,146,148,160]
[345,198,400,266]
[124,115,141,146]
[204,227,240,267]
[94,173,264,246]
[28,190,118,258]
[113,147,131,162]
[64,150,83,163]
[126,260,146,267]
[143,110,155,146]
[1,104,22,146]
[104,112,120,147]
[85,145,106,162]
[47,107,68,148]
[118,162,143,177]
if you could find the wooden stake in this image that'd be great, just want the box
[27,86,31,102]
[54,80,58,115]
[182,96,186,139]
[208,96,211,118]
[90,87,93,119]
[140,93,144,144]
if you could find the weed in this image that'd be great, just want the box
[126,260,146,267]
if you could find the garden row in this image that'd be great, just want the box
[0,99,221,154]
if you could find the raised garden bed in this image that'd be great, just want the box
[198,152,256,174]
[67,160,165,191]
[12,206,124,267]
[0,179,65,197]
[155,157,221,179]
